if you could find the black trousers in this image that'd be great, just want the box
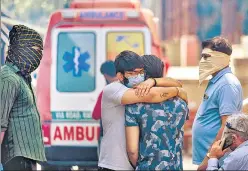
[3,156,36,171]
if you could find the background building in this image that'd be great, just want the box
[140,0,248,66]
[141,0,248,42]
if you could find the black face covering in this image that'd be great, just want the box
[6,25,43,84]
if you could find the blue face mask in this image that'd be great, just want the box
[125,74,145,88]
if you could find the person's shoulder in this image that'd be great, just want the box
[103,81,123,90]
[138,98,187,112]
[103,81,128,94]
[221,72,241,87]
[226,145,248,162]
[126,102,145,109]
[0,65,20,84]
[159,97,188,115]
[1,64,13,74]
[161,97,187,107]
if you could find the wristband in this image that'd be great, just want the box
[151,78,157,87]
[207,152,217,159]
[207,153,210,158]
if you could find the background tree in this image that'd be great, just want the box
[1,0,69,27]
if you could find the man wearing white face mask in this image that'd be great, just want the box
[192,37,243,170]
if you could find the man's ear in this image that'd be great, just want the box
[232,134,238,144]
[116,72,124,82]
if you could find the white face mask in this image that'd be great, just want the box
[125,74,145,88]
[199,48,230,85]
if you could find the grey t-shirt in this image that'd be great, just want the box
[98,82,133,170]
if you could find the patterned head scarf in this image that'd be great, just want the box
[6,25,43,83]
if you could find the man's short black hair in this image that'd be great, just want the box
[114,50,143,74]
[100,60,116,77]
[142,55,164,79]
[202,36,232,56]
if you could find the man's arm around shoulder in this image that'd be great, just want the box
[121,87,187,105]
[103,82,188,107]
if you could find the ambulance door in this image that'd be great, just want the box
[50,27,105,146]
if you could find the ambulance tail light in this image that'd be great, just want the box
[42,123,51,145]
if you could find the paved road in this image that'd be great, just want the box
[37,155,198,170]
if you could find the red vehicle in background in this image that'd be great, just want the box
[36,0,170,169]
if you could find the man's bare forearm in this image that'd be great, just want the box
[160,92,169,98]
[208,116,227,153]
[122,86,187,105]
[155,77,182,87]
[208,126,225,152]
[145,87,178,103]
[215,125,225,141]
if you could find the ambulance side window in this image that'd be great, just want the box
[56,32,96,92]
[106,31,145,60]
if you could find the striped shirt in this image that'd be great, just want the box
[0,62,46,164]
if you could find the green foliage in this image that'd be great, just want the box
[1,0,69,26]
